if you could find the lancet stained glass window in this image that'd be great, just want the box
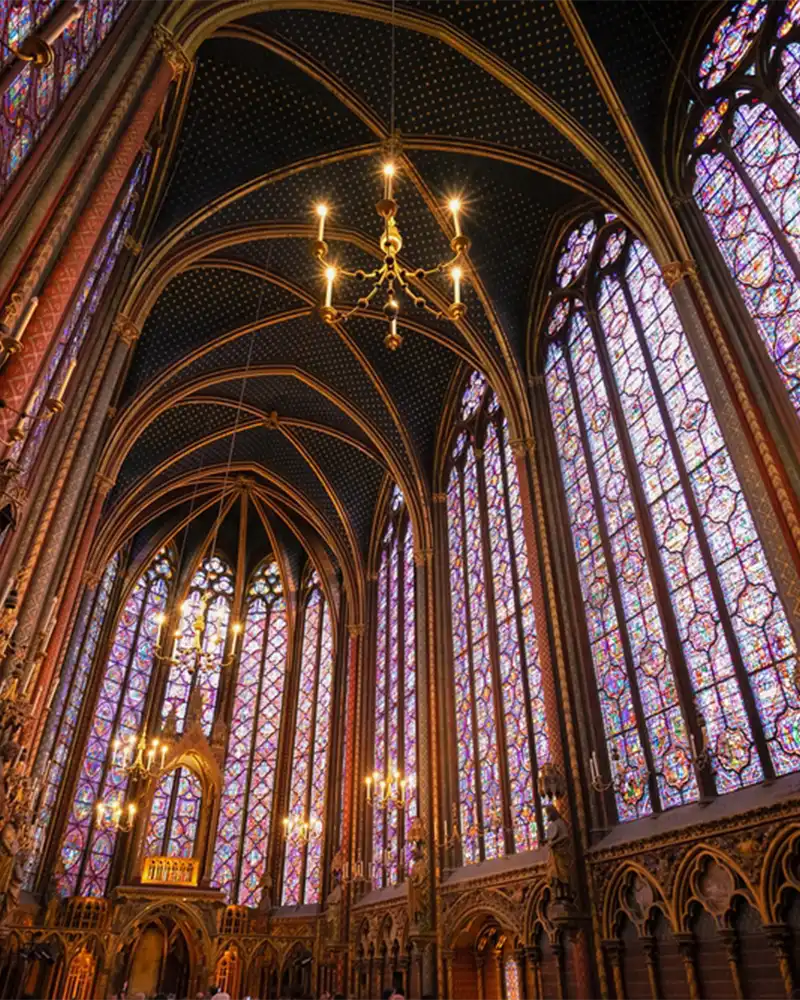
[161,554,234,736]
[213,560,288,905]
[447,374,549,864]
[59,551,171,896]
[25,553,120,888]
[8,148,151,483]
[282,571,334,905]
[544,214,800,821]
[689,0,800,417]
[144,767,202,859]
[1,0,128,191]
[371,486,417,888]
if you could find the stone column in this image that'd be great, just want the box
[603,939,624,999]
[675,933,700,1000]
[525,946,541,1000]
[0,41,181,442]
[641,937,660,1000]
[20,324,136,731]
[442,949,454,1000]
[475,954,485,1000]
[514,948,527,1000]
[719,928,744,1000]
[765,925,795,999]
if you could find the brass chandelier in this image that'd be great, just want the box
[311,163,469,350]
[309,0,471,350]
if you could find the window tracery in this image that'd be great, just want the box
[371,485,417,888]
[1,0,128,192]
[447,373,549,863]
[688,0,800,417]
[212,560,288,905]
[8,148,151,482]
[144,766,202,859]
[59,551,172,896]
[544,213,800,821]
[25,553,120,888]
[282,570,334,905]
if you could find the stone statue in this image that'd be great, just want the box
[544,803,572,901]
[258,870,273,912]
[407,816,431,933]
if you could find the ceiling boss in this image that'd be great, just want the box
[311,161,470,350]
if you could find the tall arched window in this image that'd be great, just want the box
[371,486,417,888]
[26,554,120,887]
[688,0,800,415]
[144,766,203,859]
[213,560,288,905]
[282,570,334,905]
[161,554,234,736]
[59,551,172,896]
[544,214,800,822]
[447,374,549,864]
[8,149,151,481]
[1,0,129,192]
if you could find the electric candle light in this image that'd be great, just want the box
[155,612,166,645]
[53,357,76,404]
[451,266,462,306]
[449,198,462,238]
[11,296,38,344]
[325,266,336,308]
[383,162,395,200]
[316,203,328,242]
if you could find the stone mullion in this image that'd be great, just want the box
[34,554,127,892]
[396,519,407,876]
[621,278,775,780]
[531,376,613,834]
[561,342,660,814]
[474,444,515,856]
[585,303,716,801]
[0,45,177,445]
[320,600,347,904]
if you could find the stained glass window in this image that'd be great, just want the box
[59,551,172,896]
[8,149,151,483]
[1,0,128,192]
[689,0,800,419]
[371,486,417,888]
[143,767,202,859]
[544,214,800,821]
[161,554,234,736]
[282,571,334,905]
[25,554,120,889]
[212,560,288,905]
[447,373,549,864]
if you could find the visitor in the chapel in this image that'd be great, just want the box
[2,0,800,997]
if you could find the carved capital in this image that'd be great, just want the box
[413,547,432,566]
[153,24,192,79]
[82,568,102,589]
[509,436,535,458]
[94,473,115,497]
[113,313,140,347]
[123,234,142,256]
[661,259,697,289]
[432,493,447,504]
[347,623,365,638]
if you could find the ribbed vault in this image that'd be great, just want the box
[92,0,705,607]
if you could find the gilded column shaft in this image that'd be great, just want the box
[0,46,173,442]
